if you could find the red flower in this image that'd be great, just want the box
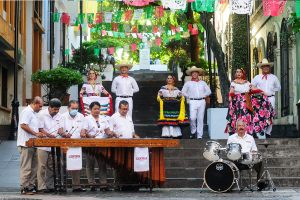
[254,126,260,133]
[259,110,265,117]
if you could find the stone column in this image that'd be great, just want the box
[274,48,281,124]
[290,35,298,127]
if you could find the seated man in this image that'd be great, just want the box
[227,120,265,191]
[109,100,140,190]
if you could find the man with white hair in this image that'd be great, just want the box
[251,58,281,138]
[227,120,265,191]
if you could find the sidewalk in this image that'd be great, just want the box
[1,141,300,199]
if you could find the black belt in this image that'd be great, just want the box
[268,95,274,97]
[117,96,132,98]
[190,98,205,100]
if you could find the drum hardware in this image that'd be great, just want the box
[200,160,241,193]
[257,141,276,192]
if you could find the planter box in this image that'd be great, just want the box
[207,108,229,139]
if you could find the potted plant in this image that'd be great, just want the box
[31,67,84,103]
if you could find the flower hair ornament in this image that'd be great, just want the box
[172,76,176,85]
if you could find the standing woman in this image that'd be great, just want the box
[225,68,274,136]
[80,70,112,98]
[83,102,118,191]
[157,75,189,138]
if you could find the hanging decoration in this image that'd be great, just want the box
[161,0,187,10]
[115,11,123,23]
[297,0,300,17]
[175,33,181,40]
[132,33,137,38]
[192,0,217,12]
[155,38,161,46]
[125,24,131,32]
[120,32,126,38]
[263,0,287,16]
[77,13,86,24]
[134,9,143,20]
[145,7,153,19]
[230,0,253,15]
[155,6,164,18]
[124,0,154,6]
[101,30,107,36]
[131,44,137,51]
[95,13,104,23]
[65,49,70,55]
[53,12,61,22]
[109,47,115,54]
[132,25,138,33]
[125,10,133,21]
[112,23,118,31]
[124,45,129,51]
[138,25,144,33]
[61,13,70,24]
[113,32,119,38]
[94,48,100,55]
[147,40,153,47]
[153,25,158,33]
[87,13,94,24]
[104,12,113,23]
[163,36,169,44]
[101,48,107,55]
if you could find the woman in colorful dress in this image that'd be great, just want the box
[80,70,112,98]
[157,75,189,138]
[225,68,274,136]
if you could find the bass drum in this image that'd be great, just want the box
[204,160,239,193]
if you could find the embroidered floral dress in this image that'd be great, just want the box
[81,82,106,97]
[157,87,187,137]
[225,80,275,136]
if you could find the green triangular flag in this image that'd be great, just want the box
[53,13,61,22]
[175,33,181,41]
[113,32,119,38]
[163,36,169,44]
[114,11,123,23]
[145,7,153,19]
[147,26,153,33]
[87,13,94,24]
[65,49,70,55]
[94,48,100,55]
[120,33,125,38]
[91,28,96,33]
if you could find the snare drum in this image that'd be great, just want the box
[204,160,239,193]
[203,141,222,161]
[226,143,242,161]
[240,152,262,165]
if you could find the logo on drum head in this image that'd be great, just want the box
[216,164,223,171]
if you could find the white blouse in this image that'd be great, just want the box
[230,81,251,95]
[81,82,105,96]
[158,86,182,98]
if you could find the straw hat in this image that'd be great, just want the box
[186,66,204,76]
[115,60,133,71]
[257,58,274,68]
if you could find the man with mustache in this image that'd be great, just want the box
[227,120,266,191]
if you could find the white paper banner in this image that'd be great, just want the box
[67,147,82,171]
[125,24,131,32]
[183,31,190,37]
[134,9,143,20]
[104,12,112,23]
[124,45,129,51]
[161,0,186,10]
[134,147,149,172]
[108,31,113,36]
[230,0,253,15]
[147,41,153,48]
[101,48,107,55]
[132,33,137,38]
[69,13,77,25]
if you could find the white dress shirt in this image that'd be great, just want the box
[227,133,257,153]
[251,74,281,96]
[182,80,211,99]
[111,76,139,96]
[83,115,110,139]
[61,112,85,139]
[38,109,63,152]
[17,105,39,147]
[230,81,251,94]
[109,112,135,138]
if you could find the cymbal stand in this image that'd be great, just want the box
[257,142,276,192]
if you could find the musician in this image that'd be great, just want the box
[83,101,117,191]
[17,96,46,195]
[227,120,265,191]
[251,59,281,138]
[109,100,140,190]
[37,98,63,193]
[182,66,211,139]
[111,60,139,118]
[61,100,86,192]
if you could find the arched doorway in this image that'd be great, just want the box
[266,32,274,74]
[280,18,290,117]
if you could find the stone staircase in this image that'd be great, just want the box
[67,138,300,188]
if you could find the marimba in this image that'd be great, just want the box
[26,138,179,193]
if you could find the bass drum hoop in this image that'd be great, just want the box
[203,160,238,193]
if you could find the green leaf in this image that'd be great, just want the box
[287,17,295,25]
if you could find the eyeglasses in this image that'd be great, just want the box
[96,121,100,128]
[120,108,129,111]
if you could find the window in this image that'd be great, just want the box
[280,18,290,117]
[34,0,42,23]
[1,67,8,108]
[266,32,274,74]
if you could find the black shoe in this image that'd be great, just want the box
[257,182,265,191]
[266,134,271,138]
[197,138,202,139]
[100,187,112,191]
[21,188,34,195]
[32,186,44,194]
[41,189,54,193]
[91,187,97,191]
[73,188,87,192]
[190,134,195,139]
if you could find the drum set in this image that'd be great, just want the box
[200,141,262,193]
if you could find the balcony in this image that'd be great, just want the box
[0,15,15,50]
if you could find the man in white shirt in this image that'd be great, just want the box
[37,98,63,193]
[61,100,87,192]
[111,60,139,118]
[182,66,211,139]
[110,100,139,190]
[227,120,265,191]
[17,96,46,195]
[251,59,281,138]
